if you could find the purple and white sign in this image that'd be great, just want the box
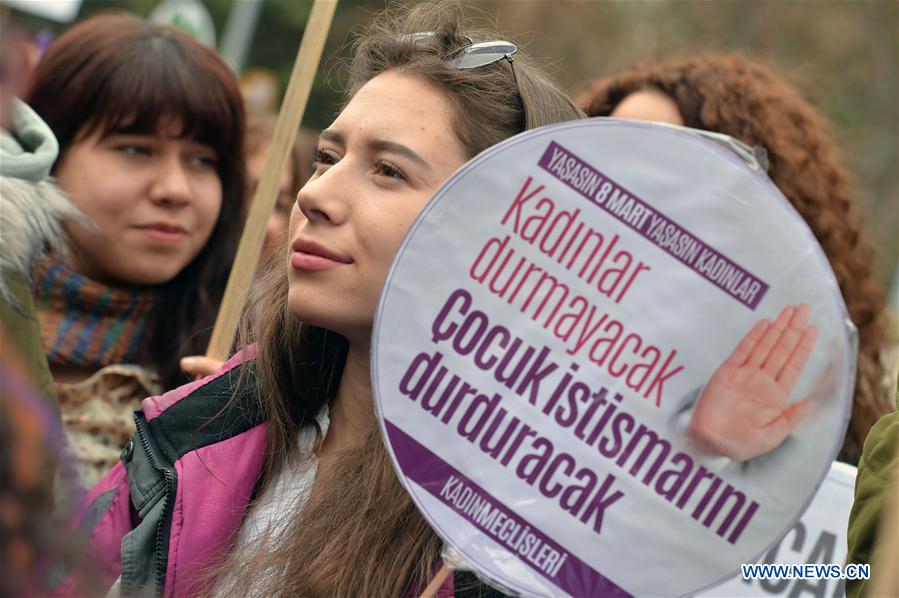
[372,120,855,596]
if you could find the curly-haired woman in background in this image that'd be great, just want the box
[577,53,893,464]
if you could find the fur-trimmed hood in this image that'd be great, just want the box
[0,176,78,281]
[0,98,80,299]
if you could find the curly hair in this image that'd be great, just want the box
[577,53,893,464]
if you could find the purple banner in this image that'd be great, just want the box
[384,419,631,597]
[537,141,769,310]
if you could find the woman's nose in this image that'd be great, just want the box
[149,155,192,206]
[294,166,348,225]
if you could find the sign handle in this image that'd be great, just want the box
[205,0,338,361]
[419,562,451,598]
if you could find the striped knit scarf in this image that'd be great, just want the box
[32,258,159,368]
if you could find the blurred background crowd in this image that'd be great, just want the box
[9,0,894,301]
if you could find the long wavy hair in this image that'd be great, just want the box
[27,13,246,391]
[577,53,892,464]
[220,3,583,595]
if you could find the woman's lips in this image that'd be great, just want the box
[290,252,345,271]
[134,223,188,244]
[290,239,352,272]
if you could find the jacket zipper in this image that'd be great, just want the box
[134,412,175,597]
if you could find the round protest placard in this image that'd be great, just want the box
[372,119,855,597]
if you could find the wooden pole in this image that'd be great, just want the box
[419,563,451,598]
[205,0,338,361]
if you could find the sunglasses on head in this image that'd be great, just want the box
[402,32,517,68]
[403,33,525,126]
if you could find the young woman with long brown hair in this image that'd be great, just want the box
[25,13,246,487]
[577,54,894,464]
[54,4,582,596]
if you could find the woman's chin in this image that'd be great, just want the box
[288,310,373,349]
[285,302,321,327]
[286,287,377,344]
[287,300,342,333]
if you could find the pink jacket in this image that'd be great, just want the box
[52,352,467,597]
[57,352,267,596]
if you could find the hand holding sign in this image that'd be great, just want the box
[690,304,819,462]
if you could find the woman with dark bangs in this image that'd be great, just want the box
[577,54,894,465]
[26,13,245,487]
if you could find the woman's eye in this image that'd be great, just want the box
[374,160,405,180]
[191,154,219,169]
[312,148,338,173]
[117,144,151,156]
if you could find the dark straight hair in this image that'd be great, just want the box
[27,12,246,390]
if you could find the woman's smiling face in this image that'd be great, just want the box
[286,71,469,344]
[54,122,222,286]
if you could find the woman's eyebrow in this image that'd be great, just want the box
[368,139,431,172]
[320,128,431,172]
[319,128,344,145]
